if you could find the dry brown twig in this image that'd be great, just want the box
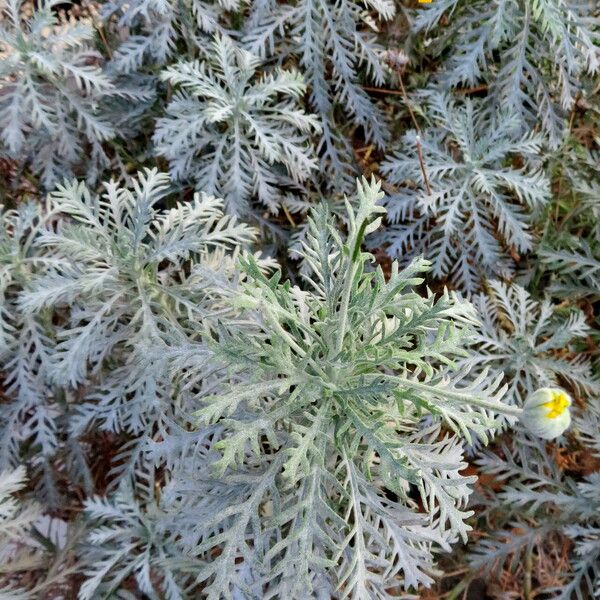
[383,49,433,196]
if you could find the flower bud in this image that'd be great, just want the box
[520,388,572,440]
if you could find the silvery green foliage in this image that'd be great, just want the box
[0,200,64,503]
[17,169,256,499]
[415,0,600,146]
[0,0,152,186]
[464,281,600,595]
[80,489,190,600]
[539,171,600,299]
[457,278,594,555]
[577,400,600,458]
[244,0,394,188]
[0,466,41,598]
[469,401,600,600]
[541,235,600,300]
[24,167,254,386]
[373,94,550,293]
[104,0,242,72]
[464,280,597,408]
[156,178,514,598]
[154,34,321,216]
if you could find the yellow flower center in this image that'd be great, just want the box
[542,391,570,419]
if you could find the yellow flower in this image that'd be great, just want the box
[520,388,572,440]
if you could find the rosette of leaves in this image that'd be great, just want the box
[243,0,395,189]
[469,400,600,599]
[0,0,152,186]
[414,0,600,146]
[79,488,191,600]
[104,0,244,73]
[462,281,600,596]
[463,280,598,408]
[158,177,516,598]
[373,94,550,293]
[18,168,256,498]
[154,34,321,216]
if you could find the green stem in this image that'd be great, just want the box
[378,374,524,418]
[336,219,368,356]
[336,259,358,356]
